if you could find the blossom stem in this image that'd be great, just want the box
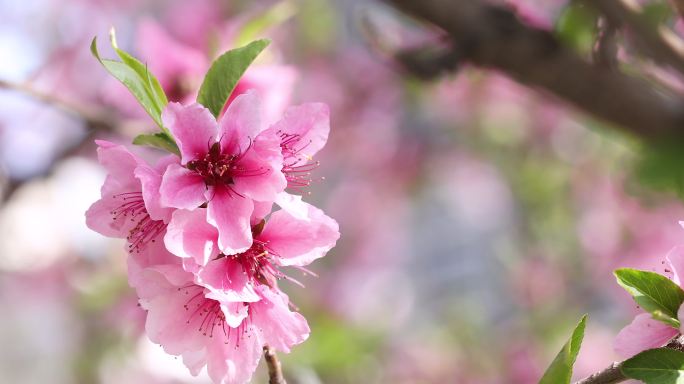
[263,345,286,384]
[573,362,625,384]
[573,335,684,384]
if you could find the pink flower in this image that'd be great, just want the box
[136,263,309,384]
[85,140,174,253]
[164,201,340,301]
[159,92,286,255]
[267,103,330,190]
[614,245,684,357]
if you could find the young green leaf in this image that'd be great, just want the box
[132,133,180,156]
[109,29,168,117]
[614,268,684,327]
[539,315,587,384]
[622,348,684,383]
[90,34,168,130]
[234,1,295,46]
[196,39,270,117]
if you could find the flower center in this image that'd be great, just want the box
[277,131,320,189]
[186,141,267,187]
[180,285,252,347]
[110,192,165,253]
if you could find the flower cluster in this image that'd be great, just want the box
[86,91,339,384]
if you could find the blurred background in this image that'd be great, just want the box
[1,0,683,382]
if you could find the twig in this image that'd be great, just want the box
[590,0,684,75]
[573,335,684,384]
[0,79,119,203]
[573,362,625,384]
[263,345,286,384]
[593,17,619,69]
[672,0,684,20]
[384,0,684,140]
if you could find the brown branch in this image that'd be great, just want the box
[672,0,684,20]
[593,17,619,69]
[573,362,625,384]
[384,0,684,140]
[573,335,684,384]
[0,79,119,203]
[591,0,684,75]
[263,345,286,384]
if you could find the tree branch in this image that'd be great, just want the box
[263,345,286,384]
[573,362,625,384]
[0,79,119,203]
[384,0,684,140]
[593,17,619,69]
[672,0,684,20]
[573,335,684,384]
[591,0,684,75]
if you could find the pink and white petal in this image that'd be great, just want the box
[135,164,173,222]
[165,209,219,266]
[137,19,207,89]
[614,313,678,358]
[269,102,330,165]
[95,140,143,195]
[219,90,264,154]
[232,150,286,202]
[666,245,684,287]
[274,192,309,220]
[206,330,262,384]
[260,203,340,266]
[219,301,249,328]
[182,349,207,377]
[229,65,297,126]
[162,102,217,164]
[160,163,207,209]
[252,200,274,225]
[207,187,253,255]
[85,197,125,237]
[251,286,310,353]
[199,258,260,303]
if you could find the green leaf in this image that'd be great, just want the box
[196,39,270,117]
[110,29,168,121]
[615,268,684,327]
[556,3,599,55]
[132,133,180,156]
[622,348,684,383]
[235,1,295,46]
[90,32,167,130]
[539,315,587,384]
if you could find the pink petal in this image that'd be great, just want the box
[137,19,207,91]
[274,192,308,219]
[269,102,330,165]
[217,301,249,328]
[85,196,128,238]
[160,163,207,210]
[218,90,264,155]
[251,286,310,353]
[164,209,219,266]
[260,202,340,266]
[95,140,142,195]
[206,187,253,255]
[666,245,684,287]
[252,200,274,225]
[205,328,262,384]
[614,313,678,358]
[228,65,297,126]
[199,258,260,303]
[135,164,173,222]
[162,102,217,164]
[231,148,286,202]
